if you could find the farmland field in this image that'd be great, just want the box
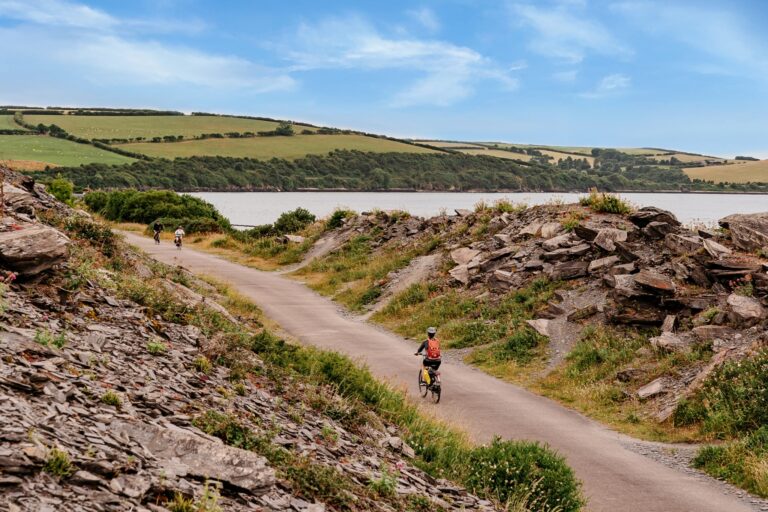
[460,148,532,161]
[0,115,25,130]
[685,160,768,183]
[117,134,437,159]
[649,153,726,164]
[23,115,317,140]
[414,140,487,149]
[0,135,135,167]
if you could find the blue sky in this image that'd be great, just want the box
[1,0,766,157]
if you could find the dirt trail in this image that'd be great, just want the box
[122,232,761,512]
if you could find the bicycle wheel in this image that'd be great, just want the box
[431,384,441,404]
[418,369,428,397]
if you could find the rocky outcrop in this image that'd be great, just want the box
[0,220,69,276]
[720,212,768,252]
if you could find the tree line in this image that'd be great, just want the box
[39,150,768,193]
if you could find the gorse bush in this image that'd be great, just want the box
[47,174,75,205]
[273,207,315,234]
[465,437,584,511]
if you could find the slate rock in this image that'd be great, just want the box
[593,228,628,252]
[629,207,680,228]
[0,222,70,276]
[719,212,768,253]
[450,248,481,266]
[664,233,704,255]
[634,270,676,295]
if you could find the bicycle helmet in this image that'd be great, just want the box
[427,327,437,335]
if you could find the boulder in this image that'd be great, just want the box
[525,319,551,337]
[549,261,589,281]
[727,293,764,324]
[542,243,591,261]
[540,222,562,239]
[650,332,690,352]
[542,233,572,251]
[637,377,668,399]
[573,224,598,241]
[450,247,481,266]
[634,270,676,295]
[454,208,473,217]
[629,207,680,228]
[588,255,620,273]
[519,221,543,237]
[614,241,640,262]
[449,264,470,285]
[664,233,704,255]
[719,212,768,252]
[661,315,677,333]
[593,228,628,252]
[702,239,732,259]
[692,325,734,342]
[0,222,69,276]
[642,221,676,240]
[116,421,274,494]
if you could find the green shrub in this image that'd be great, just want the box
[44,447,73,478]
[193,356,212,374]
[47,174,75,205]
[359,285,383,306]
[465,437,584,511]
[101,390,122,408]
[286,458,352,510]
[147,341,167,355]
[449,320,508,349]
[691,350,768,437]
[327,209,355,229]
[578,190,632,214]
[672,398,708,427]
[63,216,118,257]
[274,207,316,234]
[368,464,398,498]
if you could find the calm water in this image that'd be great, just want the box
[191,192,768,227]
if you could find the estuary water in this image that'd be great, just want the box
[191,191,768,227]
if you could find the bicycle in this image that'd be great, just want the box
[153,231,161,244]
[174,235,182,250]
[417,361,441,404]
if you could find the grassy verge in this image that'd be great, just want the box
[293,227,440,312]
[676,351,768,496]
[111,221,323,271]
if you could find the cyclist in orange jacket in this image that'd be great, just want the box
[415,326,441,371]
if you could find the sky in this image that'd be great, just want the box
[1,0,766,157]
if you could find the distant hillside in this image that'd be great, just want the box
[0,106,766,191]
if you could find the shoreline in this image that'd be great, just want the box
[179,188,768,195]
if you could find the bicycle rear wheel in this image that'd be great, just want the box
[418,369,428,397]
[431,384,441,404]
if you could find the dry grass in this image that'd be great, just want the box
[0,159,52,171]
[685,160,768,183]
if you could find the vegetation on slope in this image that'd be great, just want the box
[39,150,768,192]
[44,205,585,511]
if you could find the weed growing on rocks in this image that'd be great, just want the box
[578,190,632,214]
[43,447,73,478]
[101,390,121,408]
[147,340,167,355]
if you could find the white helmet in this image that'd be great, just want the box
[427,327,437,335]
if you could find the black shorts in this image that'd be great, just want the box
[423,358,441,370]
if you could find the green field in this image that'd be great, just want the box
[24,114,317,140]
[685,160,768,183]
[0,135,135,167]
[0,115,25,130]
[116,134,437,159]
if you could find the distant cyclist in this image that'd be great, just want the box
[174,225,185,249]
[415,326,441,371]
[152,221,164,244]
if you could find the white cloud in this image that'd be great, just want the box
[581,73,630,98]
[511,2,630,63]
[288,15,518,107]
[407,7,440,32]
[0,0,294,95]
[613,2,768,81]
[0,0,116,29]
